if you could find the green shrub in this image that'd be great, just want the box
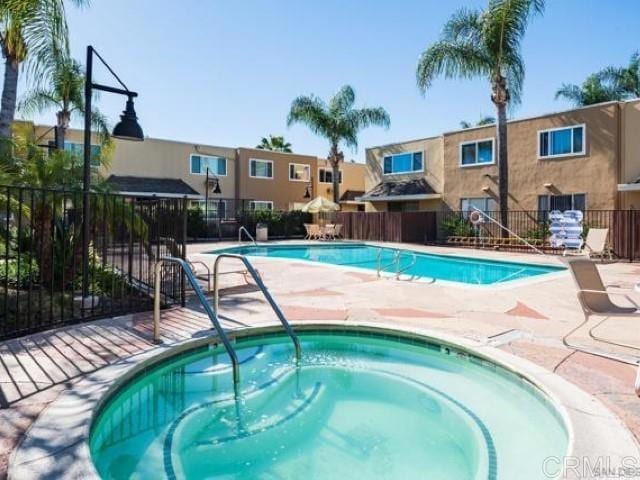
[440,216,474,237]
[1,257,39,287]
[237,210,312,238]
[187,208,207,238]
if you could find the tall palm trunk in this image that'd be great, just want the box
[0,54,19,142]
[328,143,343,205]
[55,110,70,149]
[492,75,509,236]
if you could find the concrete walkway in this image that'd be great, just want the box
[1,241,639,478]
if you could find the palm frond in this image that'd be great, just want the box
[417,40,491,92]
[442,7,483,43]
[329,85,356,116]
[287,94,333,139]
[17,88,59,116]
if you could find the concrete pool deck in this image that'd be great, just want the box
[2,240,640,478]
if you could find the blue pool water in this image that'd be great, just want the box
[211,244,564,285]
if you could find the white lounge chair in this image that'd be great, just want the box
[564,227,612,260]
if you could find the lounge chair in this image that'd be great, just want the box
[323,224,336,240]
[564,227,613,260]
[333,224,343,239]
[567,258,639,351]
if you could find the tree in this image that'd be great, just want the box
[416,0,545,231]
[287,85,389,203]
[596,51,639,100]
[555,74,624,106]
[0,0,87,140]
[460,115,496,129]
[256,134,292,153]
[17,55,111,149]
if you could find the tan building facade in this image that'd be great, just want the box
[29,124,367,212]
[364,99,640,212]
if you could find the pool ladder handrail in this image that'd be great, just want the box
[154,256,240,385]
[213,253,302,363]
[376,248,417,280]
[238,226,257,246]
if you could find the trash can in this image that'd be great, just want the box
[256,223,268,242]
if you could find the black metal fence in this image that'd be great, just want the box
[436,210,640,260]
[0,185,186,340]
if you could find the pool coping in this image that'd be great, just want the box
[199,241,570,290]
[9,321,639,480]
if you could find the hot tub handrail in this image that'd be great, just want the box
[396,251,417,280]
[238,226,257,246]
[213,253,302,363]
[154,256,240,385]
[377,248,400,278]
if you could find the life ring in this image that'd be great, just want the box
[469,210,484,225]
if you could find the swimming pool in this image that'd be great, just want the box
[210,243,564,285]
[89,330,568,479]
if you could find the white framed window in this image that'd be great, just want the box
[318,168,342,184]
[537,193,586,213]
[459,139,494,167]
[191,199,228,220]
[249,159,274,179]
[64,141,101,166]
[460,197,497,213]
[289,163,310,182]
[538,124,585,159]
[382,151,423,175]
[190,154,227,176]
[249,200,274,211]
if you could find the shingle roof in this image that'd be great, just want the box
[339,190,365,202]
[361,178,437,198]
[107,175,200,196]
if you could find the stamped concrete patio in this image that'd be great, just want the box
[1,241,639,478]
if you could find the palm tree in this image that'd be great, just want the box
[416,0,545,230]
[287,85,389,203]
[256,134,292,153]
[0,0,87,141]
[460,115,496,129]
[555,74,624,106]
[18,55,111,149]
[596,51,639,100]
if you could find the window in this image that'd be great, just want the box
[460,197,498,213]
[190,154,227,176]
[382,151,423,175]
[249,200,273,211]
[538,194,586,213]
[289,163,310,182]
[191,200,227,220]
[249,159,274,179]
[538,125,585,158]
[459,139,494,167]
[318,168,342,184]
[64,141,101,166]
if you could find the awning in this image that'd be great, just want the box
[339,190,365,204]
[358,178,441,202]
[618,183,640,192]
[107,175,202,199]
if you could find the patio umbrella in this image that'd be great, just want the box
[300,196,340,213]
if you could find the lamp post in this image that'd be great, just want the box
[204,167,221,237]
[81,45,144,301]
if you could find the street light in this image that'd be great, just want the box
[205,168,222,237]
[81,45,143,301]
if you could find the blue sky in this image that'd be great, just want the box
[19,0,640,162]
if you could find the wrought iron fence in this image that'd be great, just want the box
[0,185,186,340]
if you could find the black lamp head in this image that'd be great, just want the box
[303,185,311,199]
[212,179,222,194]
[112,96,144,141]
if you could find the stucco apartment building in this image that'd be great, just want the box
[363,99,640,213]
[28,125,366,214]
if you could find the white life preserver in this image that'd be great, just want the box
[469,210,484,225]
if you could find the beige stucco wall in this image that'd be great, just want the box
[442,103,620,211]
[364,136,444,212]
[236,148,318,210]
[106,137,236,198]
[620,99,640,208]
[315,158,366,202]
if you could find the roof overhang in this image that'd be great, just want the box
[618,183,640,192]
[115,191,204,199]
[340,200,365,205]
[357,193,442,202]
